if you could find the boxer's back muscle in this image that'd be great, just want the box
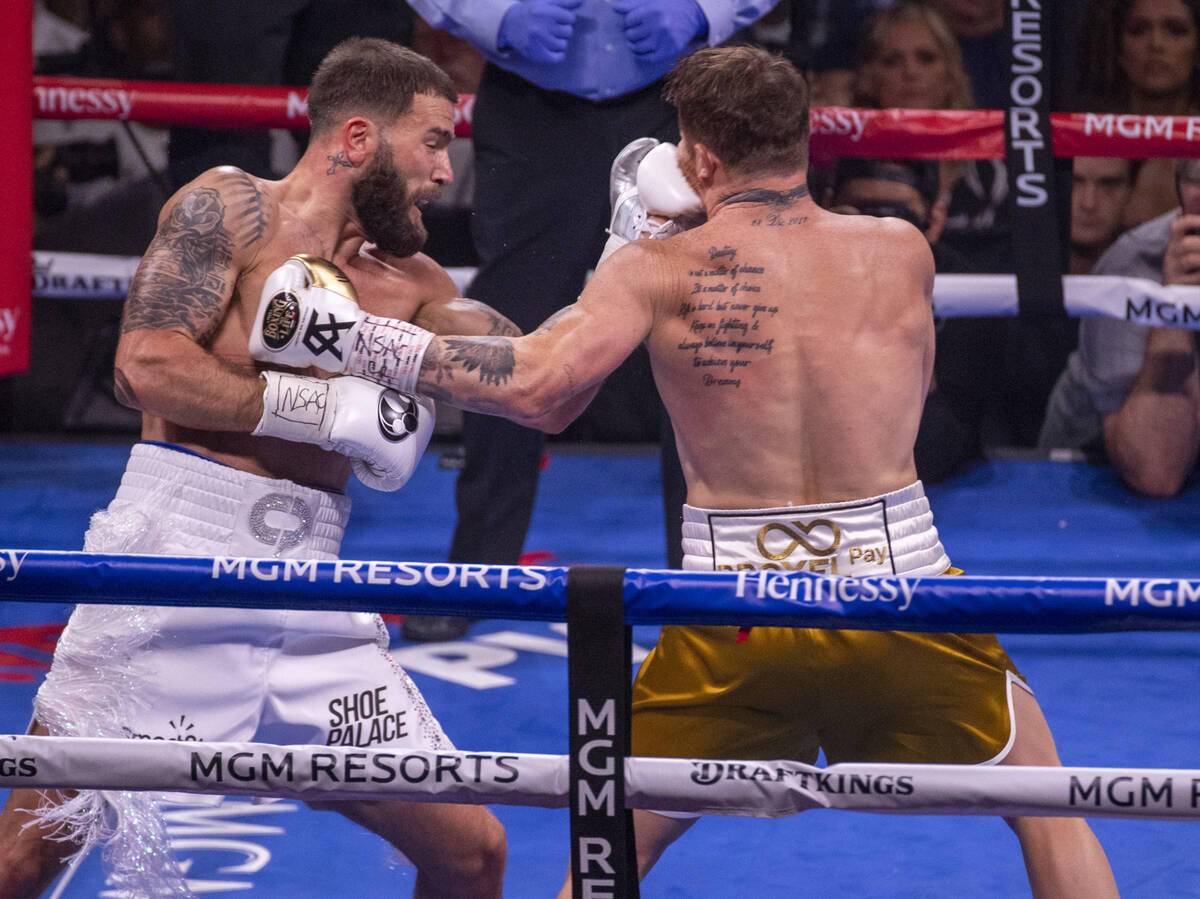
[645,202,934,509]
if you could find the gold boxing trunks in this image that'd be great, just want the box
[632,481,1028,766]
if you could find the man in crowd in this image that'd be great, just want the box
[1040,158,1198,498]
[1069,156,1137,276]
[0,39,507,897]
[250,45,1117,896]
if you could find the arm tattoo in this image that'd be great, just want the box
[537,307,573,334]
[487,310,521,337]
[122,187,235,339]
[423,337,516,388]
[446,337,516,385]
[223,169,269,245]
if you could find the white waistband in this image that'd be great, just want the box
[103,443,351,559]
[681,481,949,577]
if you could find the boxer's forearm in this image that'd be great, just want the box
[115,329,264,432]
[415,334,583,430]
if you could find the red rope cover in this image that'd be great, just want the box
[31,75,1200,160]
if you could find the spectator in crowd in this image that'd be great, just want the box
[164,0,416,190]
[1078,0,1200,229]
[847,1,1012,271]
[34,0,173,255]
[826,156,980,483]
[927,0,1005,109]
[1040,158,1198,497]
[849,2,973,205]
[400,0,777,641]
[827,156,958,265]
[805,0,895,107]
[1069,156,1139,275]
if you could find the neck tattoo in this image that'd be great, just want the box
[719,183,810,208]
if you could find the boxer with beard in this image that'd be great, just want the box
[353,134,437,259]
[0,38,508,898]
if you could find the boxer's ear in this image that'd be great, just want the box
[691,142,720,184]
[338,117,374,167]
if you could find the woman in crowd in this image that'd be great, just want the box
[850,2,1010,268]
[1078,0,1200,227]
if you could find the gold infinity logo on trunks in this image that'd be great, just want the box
[756,520,841,560]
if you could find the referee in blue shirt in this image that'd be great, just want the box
[403,1,777,641]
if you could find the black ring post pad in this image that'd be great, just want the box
[567,565,639,898]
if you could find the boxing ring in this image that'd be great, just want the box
[7,8,1200,897]
[3,452,1200,896]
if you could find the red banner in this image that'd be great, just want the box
[33,77,1200,161]
[2,3,33,376]
[33,76,477,138]
[810,107,1004,160]
[1052,111,1200,159]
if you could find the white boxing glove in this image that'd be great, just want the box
[637,141,704,219]
[249,255,435,394]
[252,370,434,492]
[601,138,703,265]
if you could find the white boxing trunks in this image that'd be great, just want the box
[680,480,951,576]
[32,442,449,895]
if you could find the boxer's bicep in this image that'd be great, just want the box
[123,169,270,340]
[414,296,521,338]
[544,249,657,382]
[115,170,270,414]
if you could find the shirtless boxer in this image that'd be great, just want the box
[248,45,1117,897]
[0,39,507,898]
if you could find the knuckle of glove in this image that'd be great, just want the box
[251,260,308,362]
[610,137,660,208]
[337,384,433,492]
[636,142,702,217]
[252,255,362,371]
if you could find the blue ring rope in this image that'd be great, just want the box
[1,550,1198,633]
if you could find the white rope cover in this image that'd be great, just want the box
[2,734,1197,821]
[32,250,1200,329]
[32,251,477,301]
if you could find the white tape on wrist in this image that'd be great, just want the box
[345,316,435,394]
[251,371,331,446]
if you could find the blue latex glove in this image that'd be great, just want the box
[497,0,584,63]
[612,0,708,63]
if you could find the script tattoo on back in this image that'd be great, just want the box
[674,244,779,389]
[122,172,268,339]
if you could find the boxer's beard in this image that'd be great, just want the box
[352,139,429,258]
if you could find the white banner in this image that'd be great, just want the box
[32,250,140,300]
[33,251,1200,330]
[933,273,1200,326]
[3,735,1199,821]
